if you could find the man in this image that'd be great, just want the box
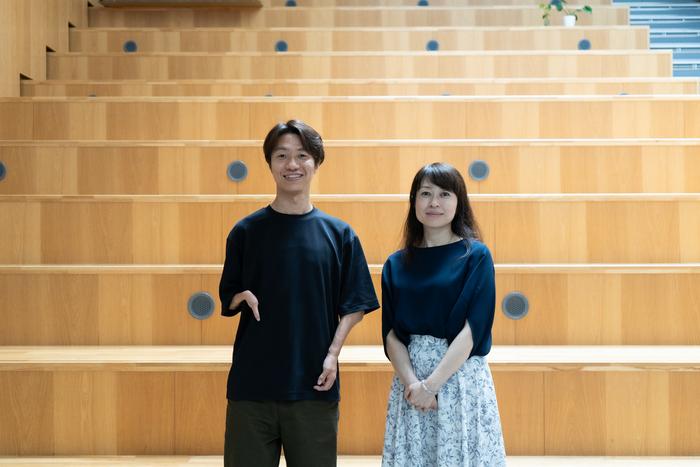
[219,120,379,467]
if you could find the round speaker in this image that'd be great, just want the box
[418,0,429,5]
[578,39,592,51]
[123,40,138,53]
[227,161,249,182]
[468,160,490,181]
[188,292,215,320]
[286,0,297,5]
[0,161,6,181]
[502,292,529,320]
[426,40,440,51]
[275,40,288,52]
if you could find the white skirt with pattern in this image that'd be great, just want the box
[382,335,507,467]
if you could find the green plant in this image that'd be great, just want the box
[539,0,593,26]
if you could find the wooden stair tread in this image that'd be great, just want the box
[1,345,699,370]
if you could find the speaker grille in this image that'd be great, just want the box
[123,40,138,53]
[502,292,529,320]
[188,292,215,320]
[275,40,288,52]
[227,161,249,182]
[468,160,490,181]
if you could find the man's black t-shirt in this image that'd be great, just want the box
[219,205,379,401]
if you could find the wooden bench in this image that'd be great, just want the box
[45,50,672,81]
[1,455,699,467]
[1,194,699,264]
[3,139,700,195]
[87,5,629,28]
[5,96,700,141]
[1,345,698,455]
[67,26,649,53]
[102,0,262,6]
[21,77,698,98]
[1,264,699,346]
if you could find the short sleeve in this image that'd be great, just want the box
[446,245,496,357]
[337,230,380,316]
[380,259,394,359]
[219,225,247,317]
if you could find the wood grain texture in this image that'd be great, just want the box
[1,265,699,346]
[86,6,628,28]
[6,97,700,141]
[67,26,647,53]
[45,51,671,80]
[0,0,87,97]
[266,0,613,5]
[0,346,698,455]
[4,140,700,195]
[22,77,698,97]
[1,195,699,264]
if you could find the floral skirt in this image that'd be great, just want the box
[382,335,506,467]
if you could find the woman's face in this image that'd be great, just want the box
[414,179,458,230]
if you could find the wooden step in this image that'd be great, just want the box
[3,96,697,140]
[1,264,699,346]
[1,194,699,264]
[3,139,700,195]
[4,456,700,467]
[86,6,628,28]
[45,50,672,80]
[0,345,698,456]
[267,0,614,6]
[101,0,263,6]
[21,77,699,97]
[68,26,648,53]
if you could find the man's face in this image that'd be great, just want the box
[269,133,318,195]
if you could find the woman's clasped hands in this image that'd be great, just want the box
[404,379,438,412]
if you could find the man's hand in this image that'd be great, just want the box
[229,290,260,321]
[313,353,338,391]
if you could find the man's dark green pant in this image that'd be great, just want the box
[224,399,339,467]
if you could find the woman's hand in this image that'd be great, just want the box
[406,380,438,411]
[229,290,260,321]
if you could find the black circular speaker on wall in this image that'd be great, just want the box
[188,292,215,320]
[502,292,529,320]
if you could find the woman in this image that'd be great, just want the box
[381,162,506,467]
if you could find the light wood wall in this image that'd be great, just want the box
[45,51,672,80]
[3,141,700,195]
[86,6,629,28]
[2,196,699,264]
[5,97,700,141]
[0,0,88,97]
[68,26,648,53]
[2,266,699,346]
[0,356,698,456]
[21,78,699,97]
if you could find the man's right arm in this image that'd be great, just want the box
[219,227,246,317]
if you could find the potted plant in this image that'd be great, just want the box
[539,0,593,27]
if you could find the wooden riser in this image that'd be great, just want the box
[2,195,700,264]
[4,456,700,467]
[46,51,671,80]
[1,265,700,346]
[3,97,698,140]
[86,6,628,28]
[21,78,699,97]
[3,140,700,195]
[266,0,614,6]
[68,26,647,53]
[0,346,698,456]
